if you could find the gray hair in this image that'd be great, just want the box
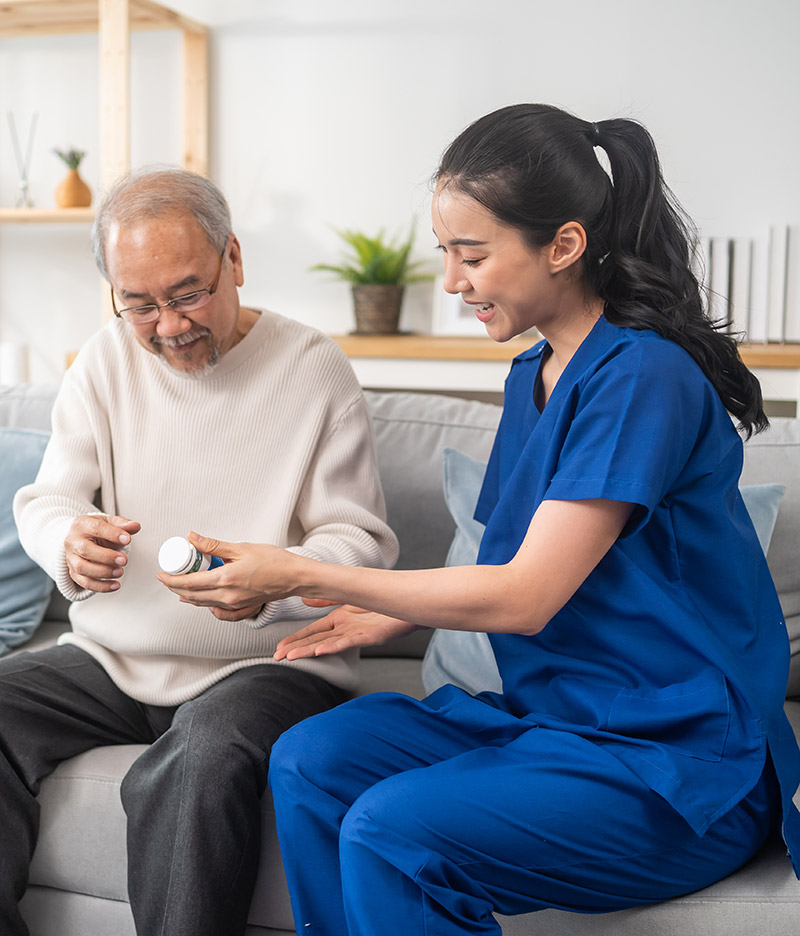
[91,166,233,282]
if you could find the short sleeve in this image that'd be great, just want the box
[545,341,723,534]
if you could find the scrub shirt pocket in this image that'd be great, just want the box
[605,669,731,761]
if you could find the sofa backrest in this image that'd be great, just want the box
[3,382,799,693]
[364,390,500,571]
[741,417,800,697]
[365,392,800,691]
[362,390,501,659]
[0,383,59,431]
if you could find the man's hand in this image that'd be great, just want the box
[65,515,141,592]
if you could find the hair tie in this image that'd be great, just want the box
[592,122,601,147]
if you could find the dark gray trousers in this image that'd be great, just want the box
[0,644,348,936]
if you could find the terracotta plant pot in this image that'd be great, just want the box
[351,284,404,334]
[55,168,92,208]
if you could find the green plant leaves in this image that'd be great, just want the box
[311,226,433,285]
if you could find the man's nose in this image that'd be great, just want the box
[155,305,193,337]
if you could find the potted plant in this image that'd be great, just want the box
[52,147,92,208]
[312,227,433,334]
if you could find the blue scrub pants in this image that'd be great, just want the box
[268,687,777,936]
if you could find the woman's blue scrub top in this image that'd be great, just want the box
[474,316,800,868]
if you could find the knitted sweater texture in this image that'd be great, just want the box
[14,311,398,705]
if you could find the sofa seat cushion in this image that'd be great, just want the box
[28,701,800,935]
[498,835,800,935]
[25,655,427,933]
[30,744,145,901]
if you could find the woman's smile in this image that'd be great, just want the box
[469,301,497,324]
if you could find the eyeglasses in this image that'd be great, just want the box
[111,247,226,325]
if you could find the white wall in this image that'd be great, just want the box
[1,0,798,383]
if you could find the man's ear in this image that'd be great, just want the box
[547,221,587,273]
[229,234,245,287]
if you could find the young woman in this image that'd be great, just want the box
[160,104,800,934]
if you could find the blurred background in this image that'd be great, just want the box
[0,0,797,384]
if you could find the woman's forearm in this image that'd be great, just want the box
[160,499,631,637]
[293,559,545,635]
[286,497,632,635]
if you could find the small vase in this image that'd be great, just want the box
[55,168,92,208]
[351,284,404,334]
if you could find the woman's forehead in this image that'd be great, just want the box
[432,186,511,243]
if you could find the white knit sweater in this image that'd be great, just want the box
[14,311,398,705]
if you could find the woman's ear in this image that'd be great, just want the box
[547,222,587,273]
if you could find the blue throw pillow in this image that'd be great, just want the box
[421,448,502,696]
[421,450,786,697]
[739,483,785,555]
[0,428,54,655]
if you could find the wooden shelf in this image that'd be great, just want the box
[0,207,94,223]
[331,334,800,370]
[0,0,206,39]
[331,334,534,362]
[738,344,800,369]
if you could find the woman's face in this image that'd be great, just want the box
[432,183,562,342]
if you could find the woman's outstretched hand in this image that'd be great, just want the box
[274,601,419,661]
[156,532,299,622]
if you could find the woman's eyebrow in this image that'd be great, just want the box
[432,229,488,248]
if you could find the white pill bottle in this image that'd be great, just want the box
[158,536,224,575]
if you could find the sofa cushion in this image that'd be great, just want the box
[501,698,800,934]
[25,700,800,936]
[422,447,502,696]
[24,654,427,935]
[0,428,54,654]
[364,390,500,572]
[740,483,786,554]
[441,445,487,568]
[0,382,59,431]
[362,390,500,659]
[740,418,800,697]
[422,448,788,698]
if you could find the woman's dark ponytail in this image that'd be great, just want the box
[591,119,767,437]
[436,105,768,437]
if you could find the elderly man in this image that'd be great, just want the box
[4,167,398,936]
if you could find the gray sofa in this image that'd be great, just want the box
[2,381,799,936]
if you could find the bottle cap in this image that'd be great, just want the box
[158,536,194,574]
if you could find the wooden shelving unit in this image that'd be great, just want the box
[0,1,209,370]
[0,0,208,226]
[0,0,203,36]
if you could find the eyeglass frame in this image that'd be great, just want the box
[110,245,227,324]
